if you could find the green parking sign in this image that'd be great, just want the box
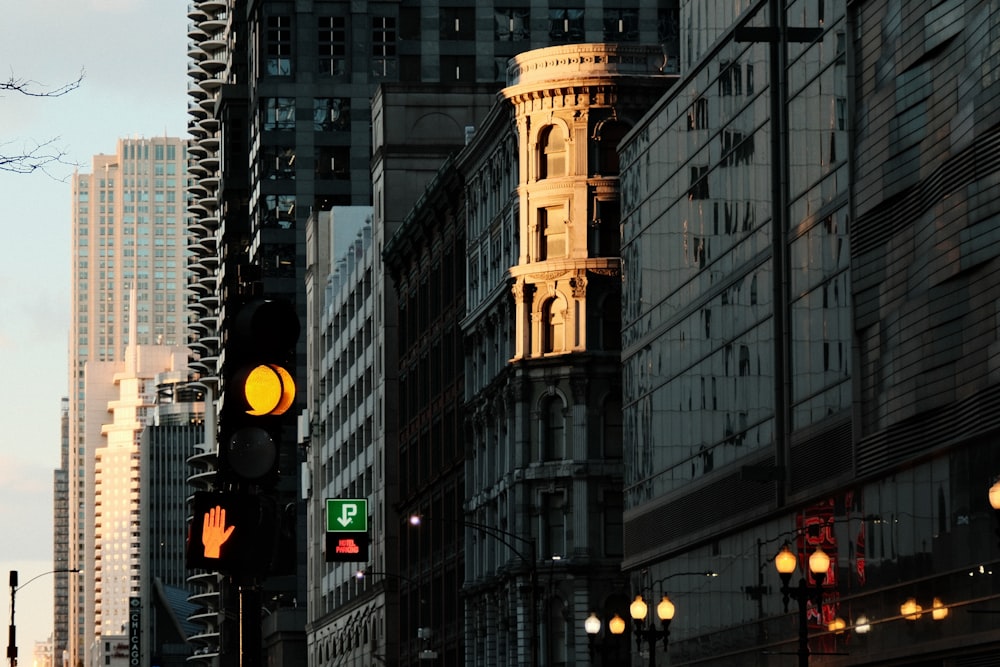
[326,499,368,532]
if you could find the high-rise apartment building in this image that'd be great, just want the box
[53,398,70,667]
[140,369,205,667]
[65,136,189,667]
[88,333,189,665]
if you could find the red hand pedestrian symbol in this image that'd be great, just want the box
[202,505,235,559]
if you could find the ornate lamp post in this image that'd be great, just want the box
[628,593,675,667]
[774,545,829,667]
[584,610,627,665]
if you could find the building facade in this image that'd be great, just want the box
[140,370,205,666]
[385,158,468,666]
[619,0,1000,665]
[66,136,189,667]
[54,397,71,667]
[456,44,672,666]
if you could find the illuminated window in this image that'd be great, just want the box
[541,299,565,354]
[538,207,567,260]
[539,126,566,178]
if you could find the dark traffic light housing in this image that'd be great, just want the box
[218,297,300,489]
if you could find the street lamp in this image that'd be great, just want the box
[408,514,538,667]
[774,544,828,667]
[628,593,675,667]
[7,568,81,667]
[584,611,627,665]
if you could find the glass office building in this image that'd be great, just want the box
[618,0,1000,664]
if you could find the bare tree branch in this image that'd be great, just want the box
[1,69,85,98]
[0,137,73,175]
[1,69,85,175]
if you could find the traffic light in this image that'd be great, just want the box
[218,297,300,488]
[185,490,281,575]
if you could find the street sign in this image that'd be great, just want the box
[324,532,369,562]
[326,498,368,532]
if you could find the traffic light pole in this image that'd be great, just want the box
[237,577,263,667]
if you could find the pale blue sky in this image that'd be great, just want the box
[0,1,188,655]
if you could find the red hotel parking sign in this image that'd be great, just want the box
[325,498,368,562]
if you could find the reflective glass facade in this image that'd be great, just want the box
[619,0,1000,664]
[621,0,850,507]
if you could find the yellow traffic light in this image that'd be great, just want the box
[243,363,295,416]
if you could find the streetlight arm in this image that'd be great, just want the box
[13,568,80,594]
[7,569,79,667]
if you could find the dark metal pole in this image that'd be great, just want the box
[238,578,262,667]
[7,571,17,667]
[796,579,809,667]
[529,538,538,667]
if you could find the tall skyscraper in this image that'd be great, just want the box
[65,136,189,667]
[53,398,70,667]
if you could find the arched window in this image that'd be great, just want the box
[539,125,566,178]
[541,298,565,353]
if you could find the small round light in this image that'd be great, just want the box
[657,595,675,622]
[854,615,871,634]
[775,545,797,575]
[932,597,949,621]
[584,613,601,635]
[809,548,830,576]
[629,595,648,621]
[244,364,295,415]
[989,480,1000,510]
[900,598,922,621]
[828,617,846,634]
[608,614,626,635]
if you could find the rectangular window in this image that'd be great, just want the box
[689,165,709,200]
[657,7,680,72]
[602,8,638,42]
[687,97,708,130]
[313,98,350,131]
[266,15,292,76]
[495,8,529,41]
[542,493,566,558]
[718,61,743,97]
[441,7,475,40]
[548,9,584,42]
[539,206,567,260]
[264,147,296,180]
[602,490,624,557]
[264,98,296,130]
[372,16,397,79]
[440,55,475,82]
[318,16,346,76]
[264,194,296,229]
[317,146,351,180]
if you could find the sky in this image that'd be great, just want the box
[0,1,188,658]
